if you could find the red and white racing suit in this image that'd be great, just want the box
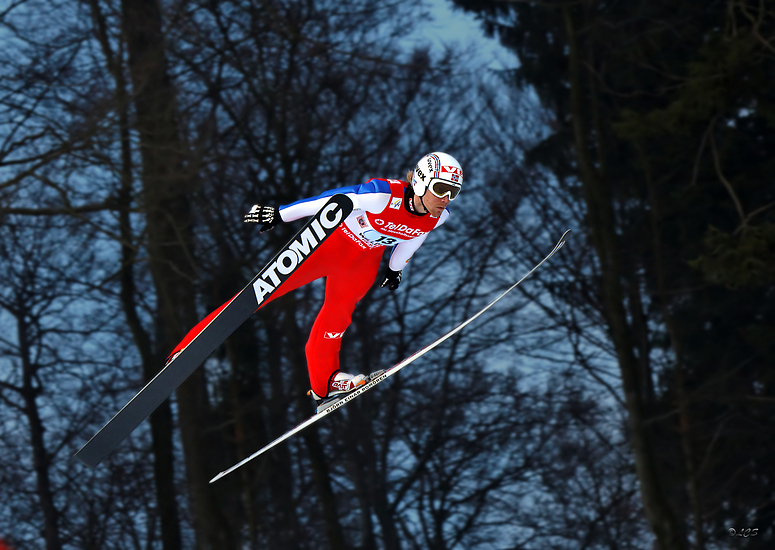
[169,178,449,397]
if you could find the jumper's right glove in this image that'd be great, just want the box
[380,268,402,291]
[244,204,280,233]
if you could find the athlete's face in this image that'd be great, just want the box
[420,190,450,217]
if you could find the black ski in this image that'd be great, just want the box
[209,229,571,483]
[75,194,354,469]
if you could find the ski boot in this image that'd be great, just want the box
[308,371,369,413]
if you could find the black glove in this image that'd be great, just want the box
[244,204,280,233]
[380,268,402,291]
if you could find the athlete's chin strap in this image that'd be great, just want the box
[418,193,430,214]
[404,185,429,216]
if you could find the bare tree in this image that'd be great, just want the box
[0,213,163,550]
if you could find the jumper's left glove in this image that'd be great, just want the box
[380,268,402,291]
[244,204,280,233]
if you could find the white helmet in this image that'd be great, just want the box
[412,152,463,200]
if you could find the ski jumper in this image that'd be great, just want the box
[168,179,449,397]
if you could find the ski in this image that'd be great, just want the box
[209,229,571,484]
[75,194,354,469]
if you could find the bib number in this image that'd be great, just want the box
[361,230,399,246]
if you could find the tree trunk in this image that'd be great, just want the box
[17,309,62,550]
[563,6,687,550]
[120,0,234,547]
[640,144,705,549]
[89,2,184,547]
[282,296,348,549]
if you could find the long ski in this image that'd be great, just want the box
[209,229,571,484]
[75,194,354,469]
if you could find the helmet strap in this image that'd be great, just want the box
[417,192,430,214]
[405,184,429,215]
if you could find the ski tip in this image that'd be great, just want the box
[555,229,572,250]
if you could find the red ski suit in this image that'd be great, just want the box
[170,179,449,397]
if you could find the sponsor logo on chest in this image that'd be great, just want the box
[371,217,428,238]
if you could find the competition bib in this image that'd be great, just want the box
[341,179,438,248]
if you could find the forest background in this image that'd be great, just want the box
[0,0,773,549]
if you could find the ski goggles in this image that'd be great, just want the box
[428,179,462,200]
